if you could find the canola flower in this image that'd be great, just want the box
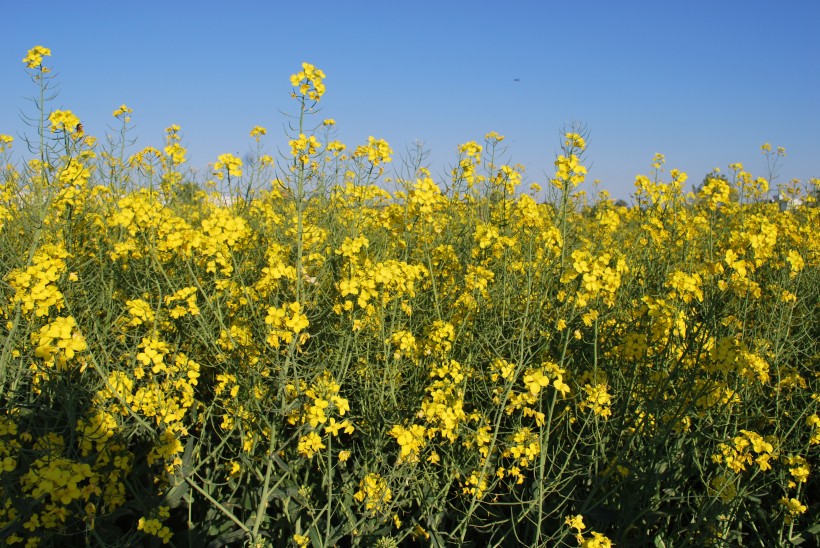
[22,45,51,69]
[354,473,392,514]
[553,152,587,189]
[213,153,243,178]
[48,110,81,135]
[0,47,817,547]
[0,134,13,153]
[290,61,326,101]
[353,136,393,166]
[112,104,132,121]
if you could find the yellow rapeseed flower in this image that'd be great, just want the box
[565,514,586,532]
[112,104,133,119]
[297,432,325,458]
[0,134,13,153]
[214,153,243,178]
[48,110,81,135]
[354,473,392,513]
[290,62,326,101]
[779,497,807,524]
[353,136,393,166]
[23,45,51,69]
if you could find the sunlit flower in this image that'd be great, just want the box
[23,45,51,69]
[290,62,326,101]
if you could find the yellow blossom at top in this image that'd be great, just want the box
[353,136,393,166]
[652,152,665,169]
[453,140,483,186]
[48,110,81,135]
[290,62,326,101]
[326,140,346,157]
[579,531,614,548]
[565,514,586,532]
[214,153,243,178]
[458,141,483,160]
[0,134,13,153]
[23,45,51,69]
[112,104,133,118]
[250,125,266,138]
[761,142,786,156]
[565,132,587,151]
[354,473,392,513]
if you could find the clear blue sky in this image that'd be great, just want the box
[3,1,819,200]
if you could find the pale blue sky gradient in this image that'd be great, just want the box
[3,1,819,200]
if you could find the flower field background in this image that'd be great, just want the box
[1,47,819,547]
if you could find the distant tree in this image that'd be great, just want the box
[172,181,204,206]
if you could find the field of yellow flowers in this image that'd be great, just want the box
[0,46,818,547]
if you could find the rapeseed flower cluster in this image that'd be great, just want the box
[213,153,242,178]
[553,152,587,189]
[289,133,321,165]
[48,110,81,135]
[22,45,51,69]
[1,48,818,546]
[354,473,392,514]
[353,136,393,167]
[0,133,13,153]
[453,140,483,188]
[290,62,326,101]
